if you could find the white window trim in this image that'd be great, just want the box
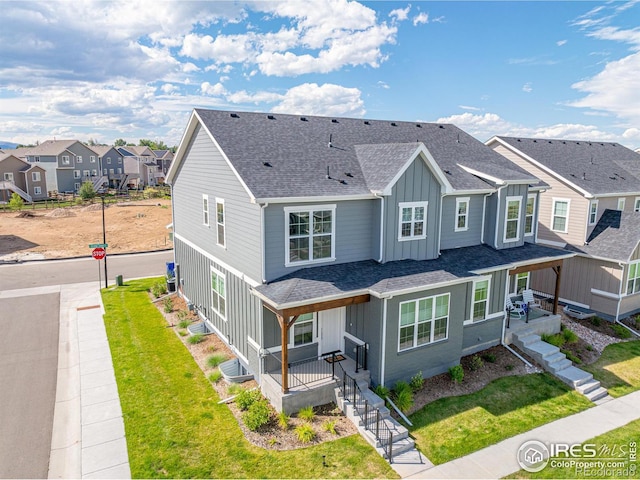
[398,293,449,352]
[284,204,337,267]
[74,182,80,191]
[31,171,40,182]
[625,260,640,296]
[62,155,70,165]
[634,197,640,213]
[551,198,571,234]
[73,170,81,179]
[107,157,112,164]
[455,197,469,232]
[34,186,42,195]
[4,172,14,182]
[618,198,626,211]
[288,313,316,348]
[524,194,536,236]
[470,276,491,322]
[398,201,428,241]
[588,200,599,226]
[202,194,210,226]
[215,198,226,248]
[210,266,226,321]
[77,156,83,163]
[90,156,96,163]
[514,272,530,294]
[503,196,522,243]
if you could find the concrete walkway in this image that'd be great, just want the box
[394,389,640,478]
[47,282,130,479]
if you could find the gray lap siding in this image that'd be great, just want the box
[462,319,502,355]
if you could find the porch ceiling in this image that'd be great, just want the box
[263,293,370,318]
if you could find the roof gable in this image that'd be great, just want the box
[575,209,640,262]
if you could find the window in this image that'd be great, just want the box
[107,157,111,164]
[91,169,97,176]
[109,169,114,175]
[31,171,41,182]
[90,156,96,163]
[74,182,80,191]
[73,170,81,179]
[210,268,226,319]
[291,313,315,347]
[524,194,536,236]
[103,169,107,175]
[627,262,640,295]
[618,198,626,211]
[504,196,522,242]
[118,157,122,164]
[635,198,640,213]
[285,205,336,265]
[62,155,70,164]
[116,168,122,174]
[455,197,469,232]
[34,186,42,195]
[216,198,225,247]
[83,170,90,177]
[202,194,209,226]
[551,199,570,233]
[34,156,40,162]
[589,200,599,226]
[77,156,83,163]
[398,293,449,351]
[515,272,529,293]
[398,201,428,241]
[3,172,14,182]
[472,279,490,321]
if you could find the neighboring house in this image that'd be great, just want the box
[152,149,174,184]
[0,153,48,202]
[93,146,128,190]
[118,146,159,188]
[487,136,640,319]
[167,109,571,412]
[14,140,105,194]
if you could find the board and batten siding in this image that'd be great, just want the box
[494,183,528,250]
[383,155,441,262]
[172,123,263,282]
[345,300,384,386]
[174,238,262,370]
[263,199,375,282]
[462,318,502,355]
[490,144,589,246]
[440,194,484,249]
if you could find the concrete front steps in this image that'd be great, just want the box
[513,332,610,403]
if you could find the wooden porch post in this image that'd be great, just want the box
[276,313,298,394]
[553,265,562,315]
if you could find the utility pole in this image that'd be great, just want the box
[102,194,108,289]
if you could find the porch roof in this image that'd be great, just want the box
[253,243,573,309]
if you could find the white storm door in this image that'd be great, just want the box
[319,307,345,355]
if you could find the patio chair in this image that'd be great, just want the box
[505,297,525,318]
[522,289,541,308]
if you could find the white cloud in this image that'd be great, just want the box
[413,13,429,26]
[522,82,533,93]
[377,81,390,89]
[458,105,481,111]
[389,5,411,22]
[271,83,365,117]
[557,39,567,46]
[201,82,227,96]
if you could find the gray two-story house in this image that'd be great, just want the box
[167,109,571,412]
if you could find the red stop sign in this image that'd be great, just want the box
[92,247,106,260]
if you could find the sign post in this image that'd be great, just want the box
[91,247,107,289]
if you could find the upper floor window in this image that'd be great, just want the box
[34,156,40,162]
[117,168,122,174]
[504,196,522,243]
[90,156,96,163]
[399,293,449,351]
[524,194,536,236]
[472,278,490,321]
[210,268,226,320]
[73,170,81,179]
[31,171,41,182]
[455,197,469,232]
[398,201,427,241]
[118,157,122,164]
[216,199,225,248]
[77,156,83,163]
[62,155,70,165]
[635,198,640,213]
[3,172,14,182]
[202,194,209,226]
[285,205,336,266]
[107,157,112,164]
[83,170,90,177]
[589,200,599,226]
[618,198,626,211]
[551,199,570,233]
[291,313,315,347]
[627,261,640,295]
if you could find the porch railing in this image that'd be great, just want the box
[344,337,368,373]
[262,350,336,390]
[333,361,395,462]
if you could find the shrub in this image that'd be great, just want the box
[178,320,190,329]
[373,384,390,398]
[562,328,578,343]
[151,281,167,298]
[294,423,316,443]
[591,316,602,327]
[187,333,204,344]
[176,310,189,322]
[449,364,464,383]
[277,411,290,430]
[206,354,227,368]
[297,405,315,422]
[79,181,96,200]
[482,352,497,363]
[612,324,632,339]
[541,333,565,348]
[392,388,414,413]
[207,370,222,383]
[323,419,338,435]
[9,193,24,211]
[393,380,411,396]
[163,297,173,313]
[236,389,263,411]
[227,384,244,396]
[178,330,187,337]
[586,344,594,351]
[470,355,484,371]
[562,350,582,364]
[505,364,514,371]
[243,400,271,431]
[409,371,424,392]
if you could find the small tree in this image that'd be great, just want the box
[9,192,24,211]
[79,181,96,200]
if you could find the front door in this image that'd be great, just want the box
[319,307,345,355]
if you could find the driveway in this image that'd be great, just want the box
[0,290,60,478]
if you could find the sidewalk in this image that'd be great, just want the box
[394,390,640,478]
[47,282,131,479]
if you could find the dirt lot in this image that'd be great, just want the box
[0,199,173,261]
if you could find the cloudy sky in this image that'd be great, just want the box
[1,0,639,148]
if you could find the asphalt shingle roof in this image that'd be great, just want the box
[194,109,537,199]
[495,136,640,195]
[254,243,570,307]
[570,209,640,262]
[15,139,80,157]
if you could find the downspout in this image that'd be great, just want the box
[375,194,385,263]
[380,297,388,386]
[437,193,444,255]
[480,192,492,244]
[501,261,533,367]
[260,203,269,283]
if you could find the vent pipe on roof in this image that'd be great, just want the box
[583,172,586,180]
[326,166,331,179]
[328,133,333,148]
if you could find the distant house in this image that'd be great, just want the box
[167,109,571,413]
[487,136,640,320]
[0,153,47,202]
[117,146,159,188]
[151,149,174,184]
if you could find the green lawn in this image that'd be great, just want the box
[583,341,640,397]
[102,279,396,479]
[409,374,593,465]
[506,418,640,478]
